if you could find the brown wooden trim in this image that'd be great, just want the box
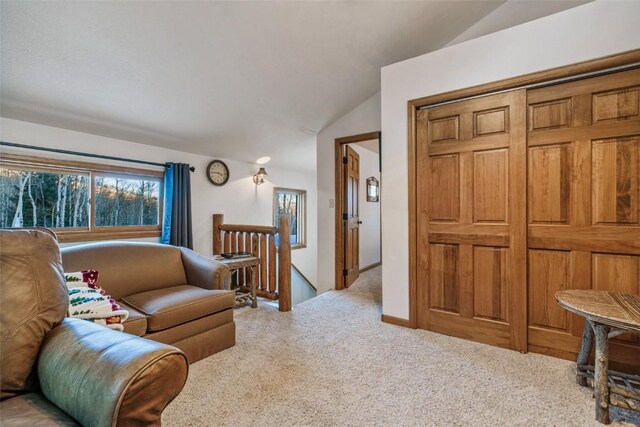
[335,139,344,291]
[407,48,640,344]
[256,289,278,300]
[0,152,164,177]
[335,131,381,291]
[359,261,381,273]
[335,131,381,145]
[219,224,278,235]
[57,229,161,243]
[381,314,412,328]
[409,49,640,108]
[407,103,418,329]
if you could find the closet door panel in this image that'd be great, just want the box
[416,89,527,352]
[527,68,640,369]
[528,143,572,224]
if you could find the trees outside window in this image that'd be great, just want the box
[0,156,162,242]
[95,176,159,227]
[273,188,306,248]
[0,167,90,229]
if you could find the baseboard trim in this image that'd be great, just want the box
[359,262,381,273]
[381,314,412,328]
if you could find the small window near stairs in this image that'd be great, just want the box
[273,187,306,249]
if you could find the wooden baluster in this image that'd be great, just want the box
[237,232,245,285]
[244,232,252,286]
[212,214,223,255]
[231,231,237,253]
[278,215,291,312]
[224,231,231,253]
[268,234,276,293]
[245,232,252,254]
[259,234,267,292]
[252,233,259,288]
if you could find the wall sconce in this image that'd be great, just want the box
[253,167,268,185]
[366,177,379,202]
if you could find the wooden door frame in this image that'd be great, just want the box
[407,49,640,329]
[335,131,381,290]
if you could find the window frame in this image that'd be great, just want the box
[273,187,306,250]
[0,153,164,242]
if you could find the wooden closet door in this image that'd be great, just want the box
[416,90,527,352]
[527,68,640,368]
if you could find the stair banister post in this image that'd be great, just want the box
[213,214,224,255]
[278,214,292,312]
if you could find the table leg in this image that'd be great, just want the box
[591,321,610,425]
[577,320,594,386]
[251,265,258,308]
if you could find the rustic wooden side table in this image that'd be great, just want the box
[556,290,640,424]
[214,256,260,308]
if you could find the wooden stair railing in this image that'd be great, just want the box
[212,213,291,312]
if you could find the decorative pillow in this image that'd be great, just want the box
[65,270,129,331]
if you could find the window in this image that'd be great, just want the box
[273,188,306,249]
[0,154,163,242]
[94,175,160,227]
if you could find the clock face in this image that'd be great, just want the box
[206,160,229,186]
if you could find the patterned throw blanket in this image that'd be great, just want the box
[65,270,129,331]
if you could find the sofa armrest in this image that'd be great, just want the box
[38,318,188,427]
[180,247,231,290]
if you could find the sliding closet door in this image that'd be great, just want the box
[527,68,640,367]
[416,90,527,352]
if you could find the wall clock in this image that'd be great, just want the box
[206,160,230,186]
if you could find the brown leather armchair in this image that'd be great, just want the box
[0,229,188,426]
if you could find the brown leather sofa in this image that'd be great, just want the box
[61,240,236,363]
[0,229,188,426]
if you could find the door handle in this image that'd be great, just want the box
[357,221,363,225]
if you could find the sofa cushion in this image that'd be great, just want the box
[0,230,69,401]
[0,393,79,426]
[117,302,147,337]
[121,285,235,332]
[60,242,188,301]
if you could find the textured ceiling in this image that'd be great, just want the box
[0,1,594,171]
[1,1,509,171]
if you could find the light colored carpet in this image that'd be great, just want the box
[163,267,639,426]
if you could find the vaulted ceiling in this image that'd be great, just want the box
[0,1,585,171]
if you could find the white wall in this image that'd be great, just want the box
[381,0,640,320]
[316,92,381,294]
[444,0,592,48]
[0,117,318,286]
[351,144,381,269]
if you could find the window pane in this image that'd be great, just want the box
[274,189,304,246]
[0,166,89,228]
[95,176,160,227]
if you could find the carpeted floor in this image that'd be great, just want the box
[163,267,639,426]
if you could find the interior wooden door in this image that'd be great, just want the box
[344,145,360,287]
[416,90,527,351]
[526,68,640,369]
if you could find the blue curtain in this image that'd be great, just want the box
[161,163,193,249]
